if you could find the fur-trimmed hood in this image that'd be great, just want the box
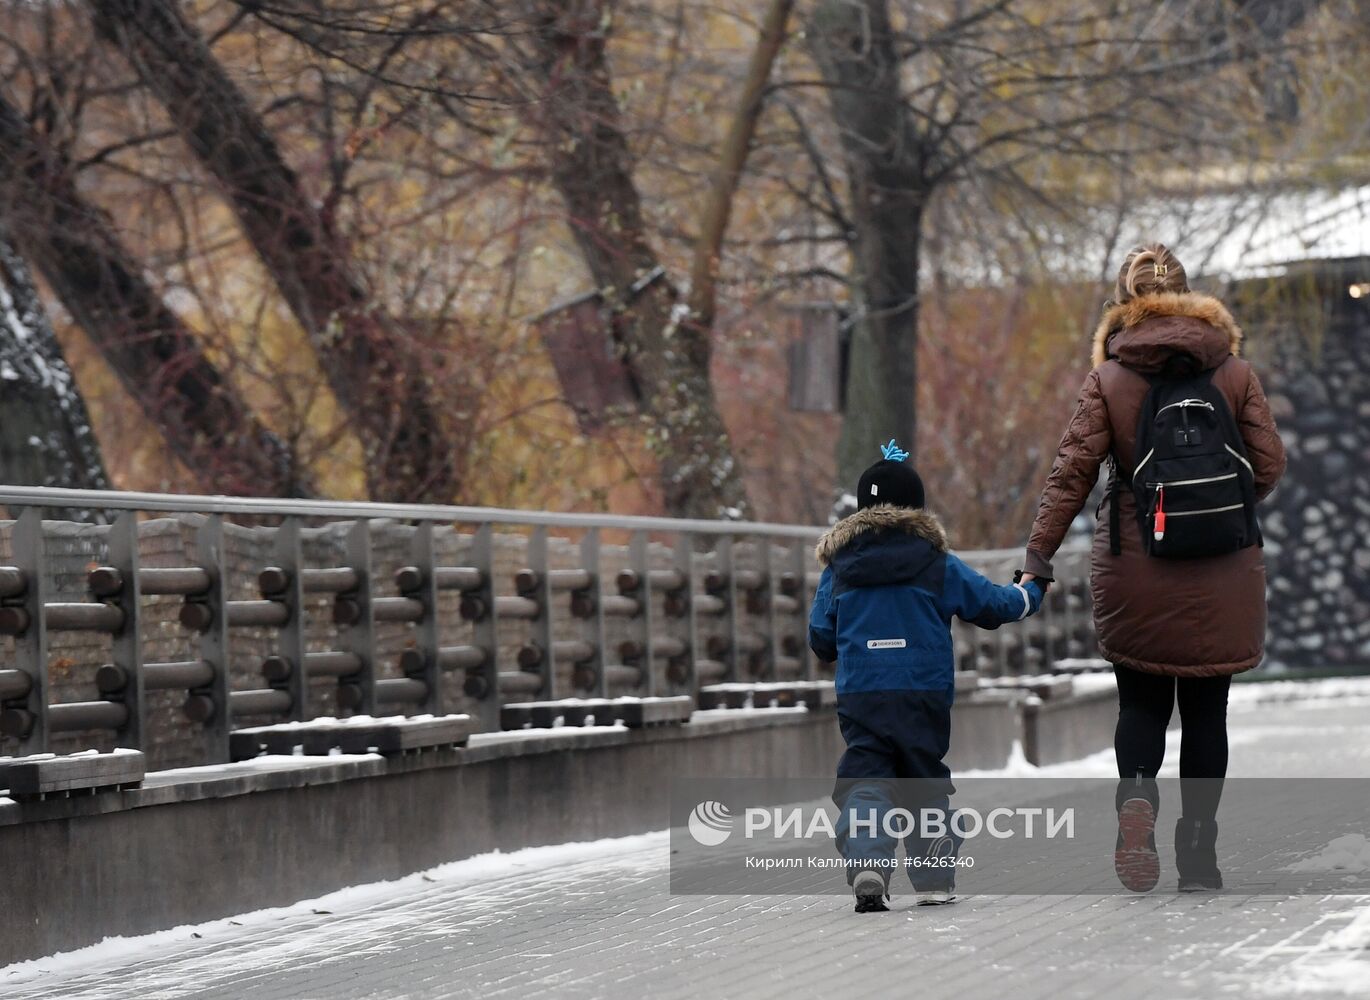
[815,505,948,566]
[1092,292,1243,370]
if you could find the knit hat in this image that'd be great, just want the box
[856,440,925,510]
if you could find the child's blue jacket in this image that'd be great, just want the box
[808,506,1045,699]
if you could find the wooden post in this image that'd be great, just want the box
[106,512,145,749]
[10,509,48,753]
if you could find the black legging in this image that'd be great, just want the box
[1114,665,1232,822]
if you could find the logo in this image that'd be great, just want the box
[688,800,734,846]
[867,638,907,649]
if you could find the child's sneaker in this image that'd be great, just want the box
[1115,797,1161,892]
[852,869,888,913]
[914,888,957,906]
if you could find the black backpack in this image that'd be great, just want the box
[1108,368,1260,559]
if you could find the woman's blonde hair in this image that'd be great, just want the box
[1112,243,1189,304]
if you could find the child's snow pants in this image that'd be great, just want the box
[832,689,961,892]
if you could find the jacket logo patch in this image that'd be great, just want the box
[866,639,907,650]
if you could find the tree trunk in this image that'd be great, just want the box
[686,0,794,334]
[521,0,751,520]
[808,0,928,489]
[0,90,303,497]
[90,0,457,503]
[0,228,111,519]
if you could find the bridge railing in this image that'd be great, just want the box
[0,486,1094,768]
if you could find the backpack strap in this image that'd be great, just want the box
[1104,365,1177,556]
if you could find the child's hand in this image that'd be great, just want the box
[1018,571,1050,594]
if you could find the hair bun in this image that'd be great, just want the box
[1116,243,1188,303]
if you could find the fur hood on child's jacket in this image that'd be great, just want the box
[816,505,947,566]
[810,505,1043,696]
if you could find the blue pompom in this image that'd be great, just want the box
[880,439,909,463]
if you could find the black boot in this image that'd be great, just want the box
[1175,817,1222,892]
[1114,772,1160,893]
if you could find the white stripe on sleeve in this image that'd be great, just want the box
[1013,583,1032,621]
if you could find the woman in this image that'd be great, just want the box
[1021,243,1286,892]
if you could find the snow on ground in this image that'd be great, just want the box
[1229,675,1370,707]
[0,832,670,988]
[5,699,1370,998]
[1250,906,1370,997]
[2,738,1106,985]
[1288,836,1370,874]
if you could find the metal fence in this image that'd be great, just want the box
[0,486,1095,768]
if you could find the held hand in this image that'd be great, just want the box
[1017,571,1050,594]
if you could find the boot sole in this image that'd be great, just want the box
[915,892,957,906]
[1115,798,1160,893]
[852,871,886,897]
[1177,879,1223,893]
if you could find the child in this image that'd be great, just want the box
[809,441,1049,912]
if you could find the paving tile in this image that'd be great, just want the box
[5,700,1370,1000]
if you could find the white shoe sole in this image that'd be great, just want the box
[852,871,886,898]
[915,891,957,906]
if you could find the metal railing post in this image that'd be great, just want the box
[793,542,813,680]
[1039,574,1055,673]
[106,512,145,749]
[196,514,231,762]
[760,539,778,681]
[715,535,739,683]
[629,531,656,696]
[273,518,307,720]
[1059,560,1076,659]
[409,522,443,714]
[340,519,376,715]
[10,508,49,753]
[468,524,500,728]
[580,528,607,697]
[527,526,556,700]
[673,533,698,696]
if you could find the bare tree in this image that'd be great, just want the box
[0,227,111,516]
[0,87,303,497]
[805,0,1337,487]
[505,0,757,518]
[90,0,460,503]
[806,0,923,487]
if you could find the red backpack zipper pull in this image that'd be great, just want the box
[1153,485,1166,541]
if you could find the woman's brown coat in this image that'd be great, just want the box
[1024,292,1287,677]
